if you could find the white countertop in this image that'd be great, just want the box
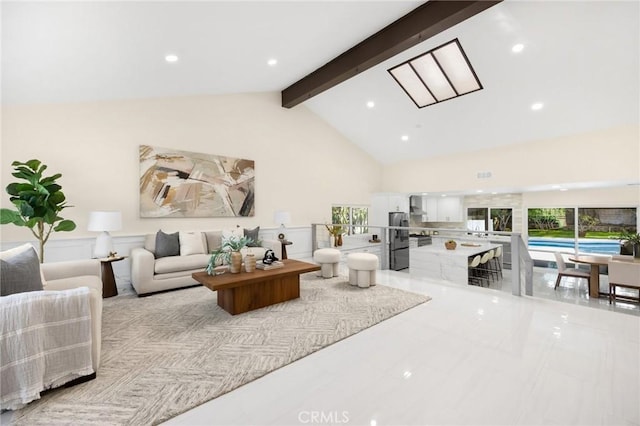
[412,241,502,257]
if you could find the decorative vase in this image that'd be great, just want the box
[244,253,256,272]
[230,251,243,273]
[444,240,457,250]
[336,234,343,247]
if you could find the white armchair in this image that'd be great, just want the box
[1,246,103,411]
[41,259,104,369]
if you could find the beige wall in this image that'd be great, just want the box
[2,92,638,246]
[1,92,382,242]
[523,186,640,207]
[382,125,640,194]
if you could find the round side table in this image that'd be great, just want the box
[98,256,126,298]
[280,240,293,260]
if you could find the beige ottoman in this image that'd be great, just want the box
[347,253,378,288]
[314,248,341,278]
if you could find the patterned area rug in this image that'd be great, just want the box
[11,273,430,425]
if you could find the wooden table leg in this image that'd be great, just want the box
[589,264,600,298]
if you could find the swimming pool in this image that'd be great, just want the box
[528,237,621,255]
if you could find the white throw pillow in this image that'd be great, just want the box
[179,232,206,256]
[221,228,243,241]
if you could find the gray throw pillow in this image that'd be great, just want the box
[155,230,180,258]
[0,246,43,296]
[244,226,261,247]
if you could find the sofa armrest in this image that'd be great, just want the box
[130,247,156,289]
[261,239,282,260]
[41,259,101,282]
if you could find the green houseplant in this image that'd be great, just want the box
[0,160,76,262]
[618,229,640,257]
[207,235,254,274]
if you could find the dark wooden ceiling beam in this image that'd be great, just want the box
[281,0,502,108]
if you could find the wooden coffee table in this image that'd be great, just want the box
[192,259,320,315]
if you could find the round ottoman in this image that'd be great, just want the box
[347,253,378,288]
[314,248,341,278]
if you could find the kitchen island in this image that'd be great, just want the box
[410,241,502,285]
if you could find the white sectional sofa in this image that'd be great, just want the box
[130,229,282,295]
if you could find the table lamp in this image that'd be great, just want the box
[88,211,122,258]
[273,210,291,241]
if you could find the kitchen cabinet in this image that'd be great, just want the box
[410,195,438,221]
[371,193,409,226]
[424,198,438,221]
[388,194,409,214]
[437,197,462,222]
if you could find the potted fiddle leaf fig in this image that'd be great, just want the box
[0,160,76,262]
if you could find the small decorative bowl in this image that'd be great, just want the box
[444,240,457,250]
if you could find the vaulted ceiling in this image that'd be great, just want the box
[3,1,638,165]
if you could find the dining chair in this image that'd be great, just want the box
[553,252,590,290]
[608,259,640,304]
[611,254,634,262]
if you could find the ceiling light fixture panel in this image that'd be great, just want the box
[388,38,483,108]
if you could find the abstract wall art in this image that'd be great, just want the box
[139,145,255,218]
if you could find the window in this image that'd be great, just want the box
[527,207,637,256]
[331,205,368,235]
[467,207,512,232]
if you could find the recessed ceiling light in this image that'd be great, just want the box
[531,102,544,111]
[366,101,375,108]
[476,189,484,193]
[512,43,524,53]
[267,58,278,66]
[491,192,498,195]
[401,135,409,141]
[551,185,561,189]
[441,194,447,197]
[559,188,568,192]
[165,54,179,63]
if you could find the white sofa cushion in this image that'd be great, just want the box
[179,232,206,256]
[154,254,209,274]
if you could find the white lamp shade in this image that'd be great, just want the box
[88,211,121,258]
[274,211,291,226]
[88,211,122,232]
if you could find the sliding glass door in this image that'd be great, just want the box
[527,207,637,257]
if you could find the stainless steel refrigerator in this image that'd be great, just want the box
[389,212,409,270]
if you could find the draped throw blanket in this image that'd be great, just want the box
[1,287,94,411]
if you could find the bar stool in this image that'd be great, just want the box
[478,251,493,286]
[468,255,486,286]
[488,246,503,279]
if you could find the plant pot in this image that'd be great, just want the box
[336,234,343,247]
[229,251,243,273]
[244,253,256,272]
[444,241,457,250]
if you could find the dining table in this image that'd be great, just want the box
[568,254,613,298]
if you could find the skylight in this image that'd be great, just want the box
[388,39,483,108]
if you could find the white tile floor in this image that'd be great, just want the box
[165,267,640,426]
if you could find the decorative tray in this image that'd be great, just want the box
[460,243,482,247]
